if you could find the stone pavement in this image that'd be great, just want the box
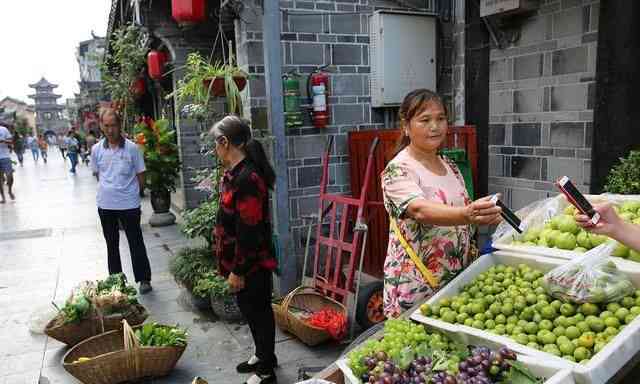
[0,150,342,384]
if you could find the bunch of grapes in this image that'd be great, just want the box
[348,319,430,378]
[359,353,435,383]
[454,346,517,384]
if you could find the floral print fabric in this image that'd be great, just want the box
[214,159,277,277]
[381,148,472,318]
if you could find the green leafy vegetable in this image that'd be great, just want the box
[134,322,188,347]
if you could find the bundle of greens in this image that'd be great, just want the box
[135,322,188,347]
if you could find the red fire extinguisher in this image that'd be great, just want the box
[308,68,330,129]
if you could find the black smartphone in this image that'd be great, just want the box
[556,176,600,225]
[490,195,523,233]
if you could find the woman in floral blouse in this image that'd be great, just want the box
[211,115,278,384]
[381,89,503,318]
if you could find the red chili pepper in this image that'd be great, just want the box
[307,308,347,340]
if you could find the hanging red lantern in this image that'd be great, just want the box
[171,0,206,25]
[148,50,168,80]
[130,77,146,98]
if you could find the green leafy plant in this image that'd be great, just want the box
[604,150,640,194]
[180,166,222,248]
[166,52,247,116]
[55,292,91,324]
[101,24,148,130]
[193,271,230,299]
[133,117,181,193]
[135,323,187,347]
[169,246,215,290]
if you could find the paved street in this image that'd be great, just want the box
[0,150,341,384]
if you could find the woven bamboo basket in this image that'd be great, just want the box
[45,304,148,346]
[272,285,346,346]
[63,320,186,384]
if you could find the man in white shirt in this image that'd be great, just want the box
[0,122,15,203]
[91,108,152,293]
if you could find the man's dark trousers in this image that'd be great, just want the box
[98,207,151,282]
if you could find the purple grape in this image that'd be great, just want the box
[472,355,483,365]
[459,361,469,371]
[384,363,394,373]
[415,364,425,373]
[362,373,370,381]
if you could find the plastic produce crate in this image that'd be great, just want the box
[410,251,640,384]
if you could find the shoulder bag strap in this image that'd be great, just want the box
[390,217,439,289]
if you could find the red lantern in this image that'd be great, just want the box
[131,77,146,98]
[148,50,168,80]
[171,0,206,25]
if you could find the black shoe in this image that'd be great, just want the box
[236,359,259,374]
[243,373,276,384]
[139,281,152,294]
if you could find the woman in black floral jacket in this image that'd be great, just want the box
[211,115,278,384]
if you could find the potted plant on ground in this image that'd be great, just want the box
[134,117,181,226]
[169,246,215,310]
[167,51,247,117]
[196,271,243,322]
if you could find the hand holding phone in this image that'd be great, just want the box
[556,176,600,225]
[490,195,523,233]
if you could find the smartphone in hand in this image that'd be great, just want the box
[490,195,523,233]
[556,176,600,225]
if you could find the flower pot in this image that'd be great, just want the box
[149,189,176,227]
[210,295,243,322]
[203,76,247,97]
[150,189,171,213]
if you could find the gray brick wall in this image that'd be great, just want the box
[236,0,463,261]
[488,0,597,210]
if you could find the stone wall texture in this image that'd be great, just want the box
[487,0,598,209]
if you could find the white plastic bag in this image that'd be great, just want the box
[492,196,560,244]
[542,242,635,304]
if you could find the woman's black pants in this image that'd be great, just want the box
[235,268,277,374]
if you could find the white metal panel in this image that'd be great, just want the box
[370,11,437,107]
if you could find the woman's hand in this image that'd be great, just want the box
[575,203,623,237]
[464,195,503,225]
[227,272,245,293]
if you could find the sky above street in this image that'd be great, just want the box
[0,1,111,104]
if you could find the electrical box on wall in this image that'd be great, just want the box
[370,11,436,107]
[480,0,538,18]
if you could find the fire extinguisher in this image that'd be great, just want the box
[283,73,303,128]
[308,67,330,129]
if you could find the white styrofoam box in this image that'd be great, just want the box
[337,348,574,384]
[410,251,640,384]
[369,11,436,107]
[492,194,640,271]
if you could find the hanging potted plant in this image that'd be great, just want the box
[101,24,149,132]
[167,51,248,117]
[134,117,181,226]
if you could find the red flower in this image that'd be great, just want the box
[237,195,263,226]
[221,190,234,207]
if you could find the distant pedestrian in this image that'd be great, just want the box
[13,132,25,166]
[38,134,48,164]
[58,134,67,159]
[27,134,39,162]
[0,122,15,203]
[65,131,79,173]
[92,107,152,294]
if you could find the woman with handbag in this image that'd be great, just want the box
[381,89,503,318]
[211,115,278,384]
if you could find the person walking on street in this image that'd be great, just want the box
[211,115,278,384]
[65,131,80,173]
[28,134,39,162]
[13,132,25,166]
[91,108,152,294]
[0,122,16,203]
[58,134,67,159]
[38,134,48,164]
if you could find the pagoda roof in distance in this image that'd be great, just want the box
[29,77,59,89]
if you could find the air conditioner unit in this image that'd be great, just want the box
[370,11,437,108]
